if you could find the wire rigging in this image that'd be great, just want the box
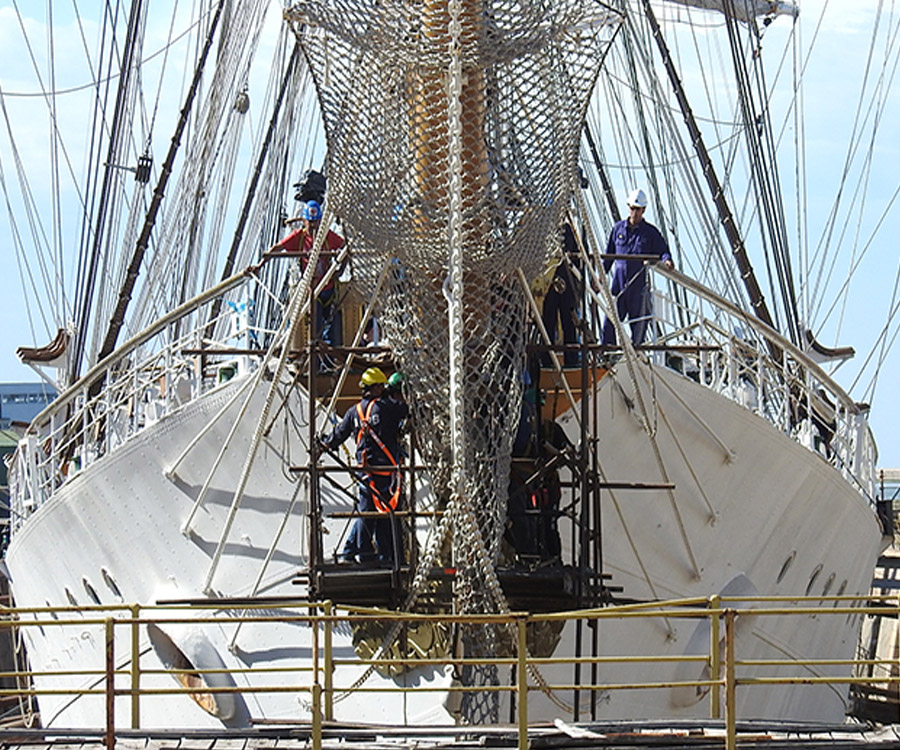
[806,1,887,323]
[71,0,149,382]
[814,9,900,337]
[0,128,51,343]
[0,90,58,338]
[2,0,899,465]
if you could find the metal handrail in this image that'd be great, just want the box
[8,260,879,531]
[7,265,288,530]
[1,594,898,750]
[646,266,877,503]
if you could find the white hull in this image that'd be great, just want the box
[549,361,882,720]
[5,355,883,728]
[2,0,892,735]
[5,375,453,727]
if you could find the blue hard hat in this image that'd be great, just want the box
[302,200,322,221]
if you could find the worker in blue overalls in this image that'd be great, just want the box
[319,367,408,564]
[601,188,674,347]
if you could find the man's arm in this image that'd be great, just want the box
[321,408,355,449]
[270,227,305,253]
[603,224,617,273]
[654,225,674,269]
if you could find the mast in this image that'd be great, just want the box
[96,1,225,364]
[583,123,621,222]
[69,0,147,384]
[640,0,777,332]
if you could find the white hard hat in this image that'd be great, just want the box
[627,188,648,208]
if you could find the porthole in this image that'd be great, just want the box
[805,564,823,596]
[821,572,836,598]
[64,587,78,606]
[776,551,796,583]
[835,579,848,608]
[45,601,58,620]
[83,577,101,605]
[101,568,123,600]
[836,580,853,616]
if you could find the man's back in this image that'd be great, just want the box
[325,394,408,467]
[356,395,408,468]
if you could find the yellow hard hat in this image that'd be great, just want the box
[359,367,388,389]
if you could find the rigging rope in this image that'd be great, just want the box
[804,0,900,396]
[145,0,183,152]
[0,89,56,338]
[855,260,900,405]
[5,1,88,337]
[74,0,150,379]
[0,142,49,346]
[132,0,274,331]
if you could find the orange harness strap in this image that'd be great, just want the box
[355,401,401,513]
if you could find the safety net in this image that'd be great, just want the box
[285,0,618,718]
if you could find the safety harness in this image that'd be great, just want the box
[355,400,401,513]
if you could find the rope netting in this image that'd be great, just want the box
[285,0,618,716]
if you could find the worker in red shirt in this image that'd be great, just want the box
[271,200,345,346]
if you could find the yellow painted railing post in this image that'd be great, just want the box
[709,594,721,719]
[724,609,736,750]
[105,617,115,750]
[892,594,900,706]
[324,601,333,721]
[312,682,322,750]
[130,604,140,728]
[312,604,319,690]
[516,615,528,750]
[311,605,322,750]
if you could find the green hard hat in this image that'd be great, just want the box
[524,387,545,405]
[388,371,404,388]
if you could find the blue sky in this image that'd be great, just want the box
[1,1,899,471]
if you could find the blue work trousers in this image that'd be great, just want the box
[341,472,397,562]
[602,279,652,346]
[315,288,342,347]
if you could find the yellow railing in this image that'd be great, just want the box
[0,594,898,750]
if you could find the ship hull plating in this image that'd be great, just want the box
[5,359,882,727]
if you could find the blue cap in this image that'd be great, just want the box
[302,200,322,221]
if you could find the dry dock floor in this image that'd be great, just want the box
[3,721,900,750]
